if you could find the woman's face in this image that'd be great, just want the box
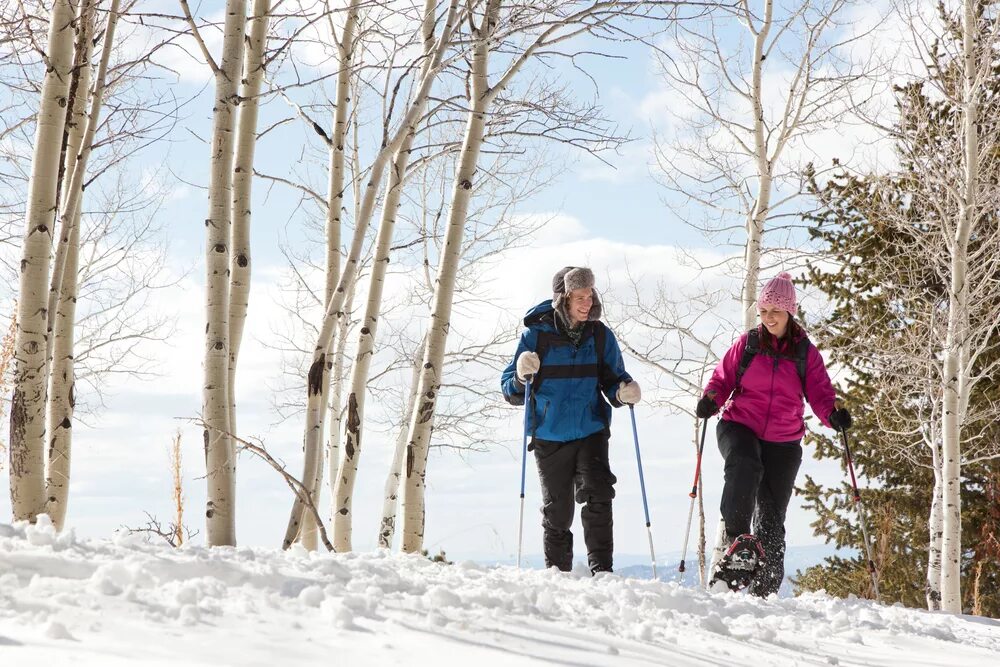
[759,305,790,338]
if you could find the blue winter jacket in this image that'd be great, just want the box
[501,300,632,442]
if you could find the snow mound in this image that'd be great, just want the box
[1,520,998,666]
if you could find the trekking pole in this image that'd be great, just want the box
[628,404,657,579]
[837,413,882,603]
[516,377,533,569]
[679,415,709,576]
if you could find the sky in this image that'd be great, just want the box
[0,0,919,570]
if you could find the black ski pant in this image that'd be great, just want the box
[717,419,802,597]
[532,430,616,573]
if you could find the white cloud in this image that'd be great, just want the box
[519,212,589,246]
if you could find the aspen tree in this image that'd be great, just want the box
[296,0,359,552]
[229,0,271,465]
[400,0,501,553]
[199,0,248,547]
[331,0,437,553]
[10,0,76,522]
[47,0,120,530]
[282,0,462,550]
[45,0,95,531]
[939,0,981,614]
[377,334,425,549]
[301,282,356,551]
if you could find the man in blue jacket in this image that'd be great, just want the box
[501,266,640,574]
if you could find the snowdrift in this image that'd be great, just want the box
[1,518,998,666]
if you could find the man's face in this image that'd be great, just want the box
[566,287,594,325]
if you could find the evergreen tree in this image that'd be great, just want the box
[793,4,1000,615]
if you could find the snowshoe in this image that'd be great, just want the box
[710,534,765,593]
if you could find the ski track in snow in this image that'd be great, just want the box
[1,518,998,666]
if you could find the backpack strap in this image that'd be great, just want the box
[594,321,618,393]
[594,321,607,391]
[531,330,556,393]
[734,327,760,394]
[794,336,810,402]
[735,327,811,401]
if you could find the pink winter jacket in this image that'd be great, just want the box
[703,327,837,442]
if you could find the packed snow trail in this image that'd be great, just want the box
[1,518,998,666]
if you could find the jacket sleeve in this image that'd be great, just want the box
[702,333,747,409]
[599,325,632,408]
[805,343,836,428]
[501,328,536,406]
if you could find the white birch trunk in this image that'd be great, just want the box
[46,0,94,369]
[938,0,979,613]
[203,0,248,547]
[9,0,76,522]
[301,287,354,551]
[304,0,360,552]
[377,334,426,549]
[941,323,964,614]
[294,3,358,552]
[228,0,270,463]
[47,0,117,334]
[740,0,773,332]
[400,2,498,553]
[46,0,98,531]
[710,0,775,574]
[282,0,461,550]
[47,202,81,532]
[927,439,943,610]
[332,0,437,551]
[300,332,337,552]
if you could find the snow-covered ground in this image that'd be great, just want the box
[2,518,998,666]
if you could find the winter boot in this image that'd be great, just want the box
[710,534,765,593]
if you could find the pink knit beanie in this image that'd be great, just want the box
[758,272,797,315]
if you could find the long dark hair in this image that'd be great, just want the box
[759,316,804,356]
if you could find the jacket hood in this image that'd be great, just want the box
[523,300,555,327]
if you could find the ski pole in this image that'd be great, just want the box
[679,415,709,575]
[628,404,657,579]
[516,377,533,569]
[837,415,881,603]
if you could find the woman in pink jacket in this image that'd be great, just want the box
[695,272,851,597]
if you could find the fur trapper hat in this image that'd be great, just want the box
[552,266,602,324]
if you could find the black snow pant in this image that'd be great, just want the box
[717,419,802,598]
[532,430,616,573]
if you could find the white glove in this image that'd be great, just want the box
[618,381,641,405]
[516,351,540,382]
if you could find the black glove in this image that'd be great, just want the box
[695,395,719,419]
[829,406,852,431]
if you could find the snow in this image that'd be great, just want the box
[1,519,999,666]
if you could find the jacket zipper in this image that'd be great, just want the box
[761,356,778,439]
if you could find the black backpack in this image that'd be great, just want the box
[734,328,810,401]
[531,318,609,394]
